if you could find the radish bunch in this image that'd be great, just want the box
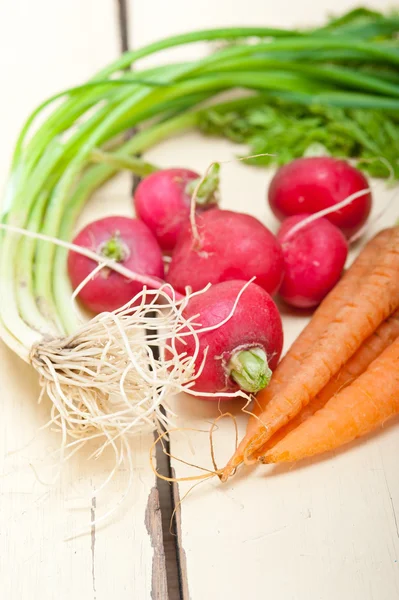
[67,156,371,401]
[68,166,285,401]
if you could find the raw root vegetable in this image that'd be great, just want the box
[240,226,399,460]
[166,209,284,295]
[277,214,348,308]
[133,167,219,252]
[223,229,392,476]
[263,336,399,464]
[222,227,399,480]
[253,308,399,458]
[268,157,372,238]
[31,286,198,442]
[68,216,165,313]
[167,280,283,399]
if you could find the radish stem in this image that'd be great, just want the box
[98,235,130,262]
[186,162,220,206]
[228,348,272,394]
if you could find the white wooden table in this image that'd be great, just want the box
[1,1,398,599]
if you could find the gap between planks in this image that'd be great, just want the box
[115,1,186,597]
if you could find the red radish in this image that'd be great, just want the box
[277,214,348,309]
[169,280,283,398]
[133,167,219,252]
[166,209,284,295]
[68,216,164,313]
[268,157,372,238]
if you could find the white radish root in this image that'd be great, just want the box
[27,280,251,523]
[0,222,254,527]
[30,286,199,461]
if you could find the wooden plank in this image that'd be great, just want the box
[0,0,119,190]
[73,174,167,600]
[129,1,399,597]
[0,2,164,599]
[146,135,399,600]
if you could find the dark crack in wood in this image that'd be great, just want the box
[171,467,190,600]
[116,0,129,53]
[116,4,185,597]
[145,487,169,599]
[155,431,184,599]
[116,0,142,194]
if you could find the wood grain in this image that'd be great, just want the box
[171,470,190,600]
[129,1,399,597]
[147,132,399,600]
[145,487,168,599]
[0,2,163,599]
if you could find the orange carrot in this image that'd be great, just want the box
[263,335,399,463]
[254,308,399,458]
[222,228,396,479]
[222,227,399,479]
[244,228,399,458]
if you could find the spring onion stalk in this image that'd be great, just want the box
[1,10,398,461]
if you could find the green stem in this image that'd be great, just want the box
[16,190,62,336]
[186,162,220,205]
[99,235,129,262]
[199,57,399,97]
[11,66,177,171]
[228,348,272,394]
[90,149,159,176]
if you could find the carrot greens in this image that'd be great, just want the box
[199,98,399,178]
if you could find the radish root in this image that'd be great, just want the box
[283,188,371,242]
[30,286,202,463]
[26,278,252,528]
